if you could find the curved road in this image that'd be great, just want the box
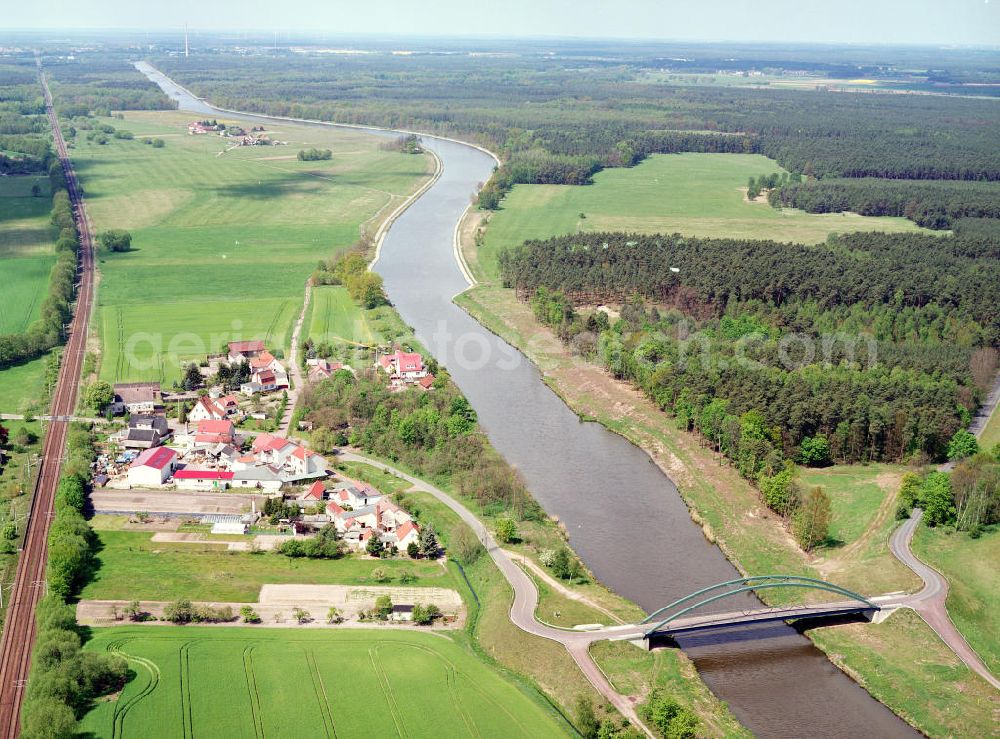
[338,451,655,736]
[889,510,1000,690]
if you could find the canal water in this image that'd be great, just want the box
[140,63,916,738]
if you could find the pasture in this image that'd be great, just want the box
[79,627,570,738]
[0,175,56,334]
[81,527,454,602]
[65,110,431,384]
[471,153,930,281]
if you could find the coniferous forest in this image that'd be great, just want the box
[499,230,1000,472]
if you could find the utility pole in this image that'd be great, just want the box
[185,24,189,58]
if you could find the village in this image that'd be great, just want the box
[94,338,437,554]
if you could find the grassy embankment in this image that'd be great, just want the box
[455,151,995,736]
[79,627,571,738]
[912,526,1000,675]
[64,110,432,385]
[0,175,58,413]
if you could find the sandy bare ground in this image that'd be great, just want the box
[92,489,260,515]
[149,532,292,551]
[77,583,464,629]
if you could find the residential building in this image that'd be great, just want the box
[377,350,427,381]
[194,419,237,446]
[127,447,178,487]
[227,340,266,363]
[172,469,234,490]
[119,415,171,449]
[189,396,227,423]
[110,382,162,415]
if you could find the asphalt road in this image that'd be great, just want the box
[889,510,1000,690]
[337,450,655,736]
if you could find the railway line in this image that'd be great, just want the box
[0,59,96,737]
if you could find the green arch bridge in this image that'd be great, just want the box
[638,575,881,639]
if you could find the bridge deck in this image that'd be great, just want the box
[645,600,878,638]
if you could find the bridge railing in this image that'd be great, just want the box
[641,575,879,636]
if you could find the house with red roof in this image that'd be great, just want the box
[172,468,235,490]
[377,350,426,379]
[217,394,241,416]
[376,349,430,390]
[227,340,266,363]
[393,520,420,549]
[189,396,227,423]
[300,480,326,502]
[127,447,178,487]
[194,419,237,446]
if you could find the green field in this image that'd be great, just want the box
[471,153,931,281]
[980,406,1000,450]
[81,527,453,602]
[79,627,569,738]
[0,175,56,333]
[913,525,1000,674]
[0,355,50,414]
[798,464,897,547]
[64,110,431,384]
[307,286,381,346]
[0,175,57,412]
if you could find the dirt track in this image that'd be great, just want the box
[91,489,258,515]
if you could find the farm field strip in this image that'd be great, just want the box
[79,628,569,738]
[307,285,381,345]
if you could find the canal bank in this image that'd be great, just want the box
[138,62,919,738]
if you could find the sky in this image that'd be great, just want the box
[5,0,1000,46]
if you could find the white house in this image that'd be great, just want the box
[110,382,162,415]
[377,350,427,382]
[229,466,284,491]
[172,469,234,490]
[189,396,227,423]
[127,447,178,487]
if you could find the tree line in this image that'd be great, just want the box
[897,445,1000,536]
[508,228,999,468]
[770,178,1000,229]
